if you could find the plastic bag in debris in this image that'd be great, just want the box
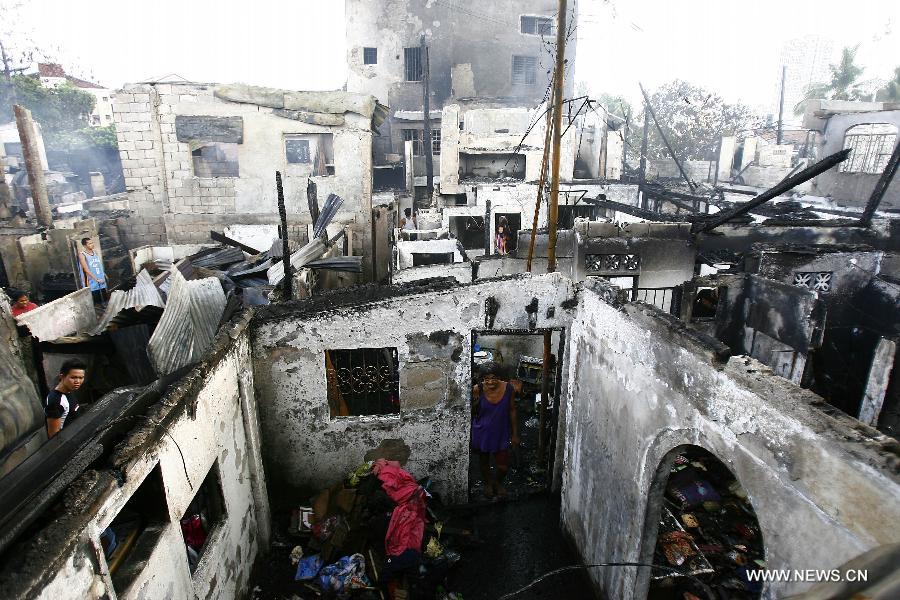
[295,554,324,581]
[317,553,371,596]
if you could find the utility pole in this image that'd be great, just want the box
[14,105,51,228]
[546,0,568,274]
[639,111,649,186]
[526,86,555,272]
[421,35,434,205]
[776,65,787,146]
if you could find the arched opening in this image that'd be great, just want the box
[643,445,765,600]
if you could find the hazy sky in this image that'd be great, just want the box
[7,0,899,115]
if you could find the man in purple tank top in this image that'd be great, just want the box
[471,361,520,499]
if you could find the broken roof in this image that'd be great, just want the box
[214,83,388,130]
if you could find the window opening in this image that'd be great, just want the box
[325,347,400,417]
[839,123,898,174]
[520,15,554,35]
[191,142,239,177]
[411,252,454,266]
[101,464,170,595]
[363,47,378,65]
[450,215,485,249]
[285,134,335,176]
[180,462,227,575]
[692,287,719,319]
[404,47,423,81]
[512,55,537,85]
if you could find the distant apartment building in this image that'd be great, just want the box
[345,0,577,188]
[36,63,115,127]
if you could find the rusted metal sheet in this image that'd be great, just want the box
[92,270,165,335]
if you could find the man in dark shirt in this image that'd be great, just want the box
[46,359,87,438]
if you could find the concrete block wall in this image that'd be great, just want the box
[560,283,900,599]
[112,83,375,275]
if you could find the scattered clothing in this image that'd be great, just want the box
[317,553,371,597]
[295,554,325,581]
[373,458,427,557]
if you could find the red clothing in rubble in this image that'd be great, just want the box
[372,458,426,557]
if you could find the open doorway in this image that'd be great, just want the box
[642,445,765,599]
[494,212,521,254]
[469,328,564,501]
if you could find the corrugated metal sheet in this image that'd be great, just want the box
[266,238,328,285]
[92,269,165,335]
[189,247,245,268]
[147,268,226,376]
[306,256,363,272]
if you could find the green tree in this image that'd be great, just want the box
[795,45,867,113]
[0,74,99,149]
[625,80,755,161]
[875,66,900,102]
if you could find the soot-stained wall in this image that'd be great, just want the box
[1,319,271,600]
[560,280,900,599]
[251,275,576,504]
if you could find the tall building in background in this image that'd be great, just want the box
[773,35,836,126]
[345,0,577,188]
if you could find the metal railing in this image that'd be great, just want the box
[631,287,678,314]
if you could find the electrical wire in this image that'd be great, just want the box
[497,562,715,600]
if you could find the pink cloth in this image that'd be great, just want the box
[373,458,426,556]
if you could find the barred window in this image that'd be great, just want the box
[404,47,422,81]
[403,129,440,156]
[839,123,898,174]
[512,55,537,85]
[521,15,554,36]
[363,47,378,65]
[325,348,400,417]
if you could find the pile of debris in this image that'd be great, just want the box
[252,456,467,600]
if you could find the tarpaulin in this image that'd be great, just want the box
[373,458,426,557]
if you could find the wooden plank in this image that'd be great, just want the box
[859,338,897,426]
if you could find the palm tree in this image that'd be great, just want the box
[794,45,866,114]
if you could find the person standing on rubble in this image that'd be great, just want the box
[400,207,418,240]
[77,237,107,304]
[471,361,520,499]
[45,359,86,438]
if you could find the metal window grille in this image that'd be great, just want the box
[325,348,400,416]
[511,56,537,85]
[404,47,422,81]
[631,287,677,313]
[840,133,897,174]
[403,129,423,156]
[520,15,554,35]
[793,271,832,293]
[585,253,640,272]
[363,47,378,65]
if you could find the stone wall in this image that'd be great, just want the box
[0,318,271,600]
[250,275,576,505]
[112,83,375,276]
[560,281,900,599]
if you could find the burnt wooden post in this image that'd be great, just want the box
[276,171,291,298]
[421,35,434,203]
[14,105,52,227]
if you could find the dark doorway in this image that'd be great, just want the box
[450,216,485,250]
[557,204,597,229]
[494,212,521,254]
[469,329,564,502]
[641,445,765,600]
